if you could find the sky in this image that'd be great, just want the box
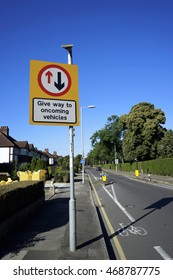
[0,0,173,157]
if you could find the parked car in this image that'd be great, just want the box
[96,166,102,171]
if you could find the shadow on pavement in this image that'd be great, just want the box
[0,196,69,259]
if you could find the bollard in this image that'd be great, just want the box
[135,170,139,177]
[102,174,107,182]
[51,178,55,195]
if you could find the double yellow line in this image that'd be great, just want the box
[91,178,126,260]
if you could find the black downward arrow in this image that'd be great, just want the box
[54,72,65,91]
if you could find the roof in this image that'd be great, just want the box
[44,149,53,158]
[15,141,29,149]
[0,132,17,148]
[29,144,35,150]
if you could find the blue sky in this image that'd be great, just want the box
[0,0,172,157]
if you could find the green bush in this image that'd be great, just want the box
[54,170,70,183]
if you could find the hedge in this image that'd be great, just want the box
[103,158,173,177]
[0,181,44,222]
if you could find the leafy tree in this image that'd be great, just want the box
[35,158,47,171]
[74,154,82,173]
[19,162,30,171]
[89,115,123,163]
[57,156,69,170]
[157,129,173,158]
[120,102,166,162]
[30,157,36,172]
[57,156,64,166]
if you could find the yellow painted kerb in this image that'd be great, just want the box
[92,182,126,260]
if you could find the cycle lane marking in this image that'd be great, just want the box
[102,182,172,259]
[102,184,135,222]
[117,222,147,237]
[88,175,126,260]
[89,171,172,259]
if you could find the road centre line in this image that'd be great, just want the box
[154,246,172,260]
[103,185,135,223]
[88,176,126,260]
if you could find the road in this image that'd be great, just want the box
[87,167,173,260]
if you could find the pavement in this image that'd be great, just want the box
[0,174,109,260]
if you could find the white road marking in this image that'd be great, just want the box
[87,169,135,222]
[103,185,135,222]
[87,169,99,181]
[154,246,172,260]
[111,183,118,201]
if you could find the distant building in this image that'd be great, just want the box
[0,126,58,168]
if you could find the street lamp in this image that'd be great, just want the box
[61,43,76,252]
[61,44,73,64]
[81,105,95,183]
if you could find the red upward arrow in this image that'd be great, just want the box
[45,71,53,83]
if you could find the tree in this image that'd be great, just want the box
[89,115,123,163]
[74,154,82,173]
[120,102,166,162]
[57,156,69,170]
[19,162,30,171]
[30,157,36,172]
[35,158,47,171]
[157,129,173,158]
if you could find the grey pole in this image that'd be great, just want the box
[80,107,85,184]
[61,44,76,251]
[114,143,117,171]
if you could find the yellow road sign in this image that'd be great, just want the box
[29,60,79,126]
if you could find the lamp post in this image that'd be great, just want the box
[114,143,118,171]
[81,105,95,184]
[112,141,118,171]
[61,44,76,252]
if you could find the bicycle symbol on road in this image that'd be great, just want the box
[117,223,147,237]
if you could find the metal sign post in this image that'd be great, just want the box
[61,44,76,252]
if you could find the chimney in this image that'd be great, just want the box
[0,126,9,136]
[45,148,49,153]
[53,151,58,157]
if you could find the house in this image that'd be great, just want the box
[0,126,18,164]
[0,126,58,168]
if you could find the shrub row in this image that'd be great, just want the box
[0,181,44,222]
[48,166,70,183]
[103,158,173,177]
[54,170,70,183]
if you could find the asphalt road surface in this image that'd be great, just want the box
[87,167,173,260]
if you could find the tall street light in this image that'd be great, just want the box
[81,105,95,184]
[61,44,76,252]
